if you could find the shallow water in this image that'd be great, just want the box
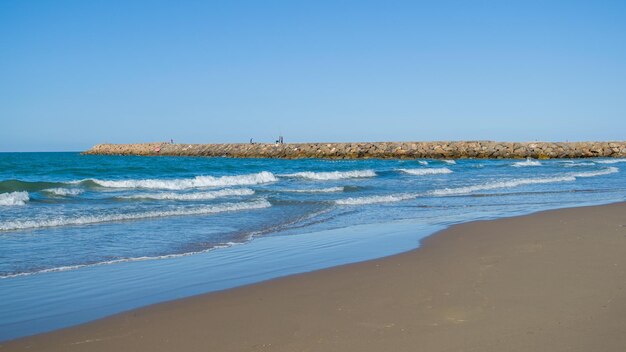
[1,153,625,340]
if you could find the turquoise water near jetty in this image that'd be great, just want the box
[1,153,625,340]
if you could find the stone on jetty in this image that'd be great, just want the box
[83,141,626,159]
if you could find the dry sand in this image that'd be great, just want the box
[3,203,626,351]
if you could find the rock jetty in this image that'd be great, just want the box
[83,141,626,159]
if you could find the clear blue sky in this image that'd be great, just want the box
[1,0,625,151]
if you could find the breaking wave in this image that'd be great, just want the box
[512,158,542,167]
[335,167,619,205]
[335,193,416,205]
[118,188,255,201]
[0,191,29,206]
[398,168,453,176]
[0,199,271,231]
[86,172,277,190]
[282,170,376,180]
[562,162,596,167]
[429,176,577,196]
[42,188,84,197]
[596,158,626,164]
[282,187,345,193]
[443,160,456,165]
[430,167,618,196]
[570,167,618,178]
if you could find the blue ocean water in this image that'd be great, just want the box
[1,153,625,340]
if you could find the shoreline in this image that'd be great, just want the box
[3,202,626,351]
[83,141,626,159]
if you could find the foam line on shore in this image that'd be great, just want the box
[0,243,240,279]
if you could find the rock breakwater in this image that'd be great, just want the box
[84,141,626,159]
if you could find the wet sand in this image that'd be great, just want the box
[3,202,626,351]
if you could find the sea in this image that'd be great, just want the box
[1,152,625,340]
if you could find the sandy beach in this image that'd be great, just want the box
[3,202,626,351]
[4,0,626,350]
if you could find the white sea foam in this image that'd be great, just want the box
[596,158,626,164]
[0,191,29,206]
[87,171,277,190]
[334,167,619,205]
[335,193,416,205]
[282,170,376,180]
[570,167,618,178]
[0,199,271,231]
[0,242,240,279]
[398,168,453,176]
[283,187,345,193]
[429,167,618,196]
[336,175,580,204]
[42,188,84,197]
[563,162,596,167]
[429,176,577,196]
[418,161,429,165]
[119,188,255,201]
[1,207,335,279]
[512,158,542,167]
[443,160,456,165]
